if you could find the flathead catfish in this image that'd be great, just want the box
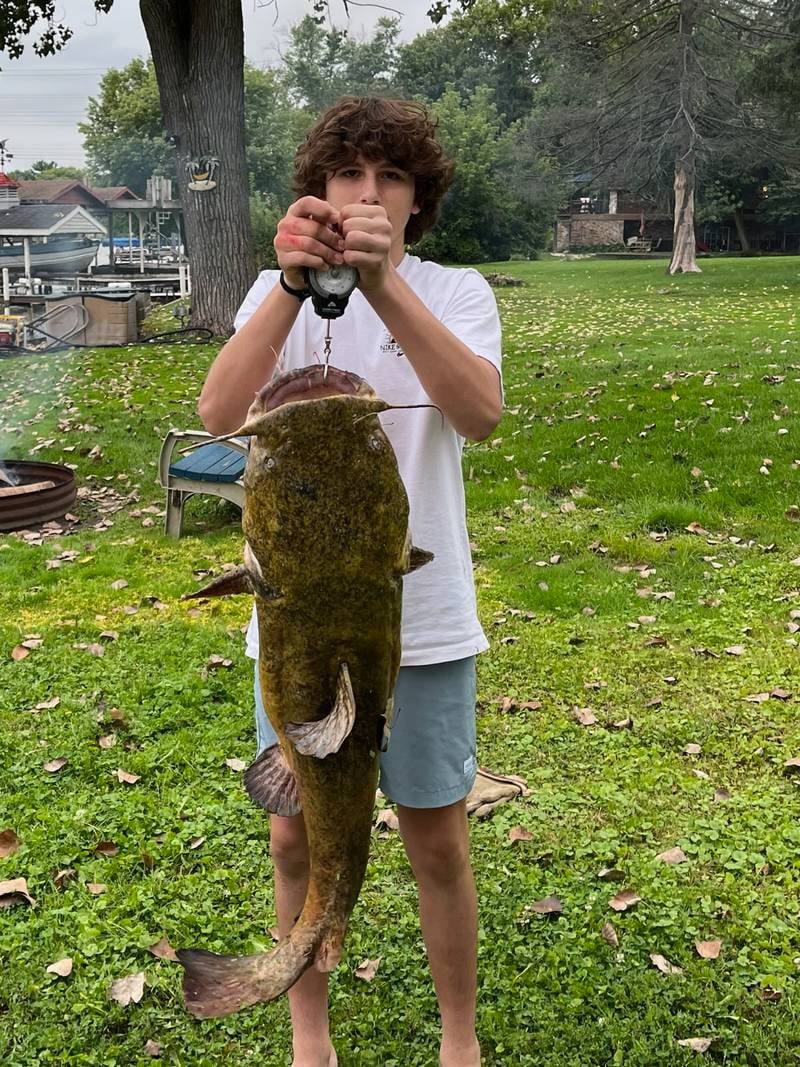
[177,365,432,1019]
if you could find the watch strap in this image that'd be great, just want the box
[279,272,310,302]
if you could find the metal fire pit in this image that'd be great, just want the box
[0,460,77,531]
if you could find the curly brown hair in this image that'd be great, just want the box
[293,96,454,245]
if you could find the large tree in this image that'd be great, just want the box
[80,59,303,204]
[2,0,255,335]
[528,0,799,273]
[281,15,401,112]
[398,0,545,127]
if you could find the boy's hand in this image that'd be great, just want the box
[339,204,393,291]
[274,196,345,290]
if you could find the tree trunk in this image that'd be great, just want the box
[669,157,701,274]
[732,208,751,254]
[139,0,255,336]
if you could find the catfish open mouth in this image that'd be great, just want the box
[255,365,373,412]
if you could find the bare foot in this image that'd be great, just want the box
[440,1036,481,1067]
[291,1046,337,1067]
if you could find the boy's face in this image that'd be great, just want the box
[325,155,420,253]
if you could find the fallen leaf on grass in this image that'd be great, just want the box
[498,696,542,713]
[601,922,619,947]
[110,579,129,591]
[99,630,119,642]
[35,696,60,710]
[54,868,76,889]
[609,889,641,912]
[43,757,68,774]
[188,837,205,850]
[606,717,633,731]
[225,758,247,772]
[205,655,233,670]
[745,692,770,703]
[529,895,563,916]
[46,957,73,977]
[771,688,792,701]
[116,769,140,785]
[0,829,20,857]
[374,809,399,832]
[94,840,119,857]
[598,868,625,882]
[695,939,722,959]
[724,645,745,656]
[354,957,381,982]
[656,847,688,865]
[98,734,116,749]
[572,706,597,726]
[677,1037,712,1052]
[148,937,178,962]
[508,826,534,843]
[0,877,36,907]
[11,645,30,661]
[650,953,682,975]
[683,744,702,756]
[108,972,145,1006]
[783,757,800,776]
[685,522,709,536]
[87,883,107,895]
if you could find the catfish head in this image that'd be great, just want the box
[183,365,432,605]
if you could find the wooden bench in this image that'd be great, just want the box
[158,429,247,537]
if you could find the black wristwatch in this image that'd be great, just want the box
[279,271,310,302]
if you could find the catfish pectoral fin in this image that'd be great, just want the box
[285,662,356,759]
[178,933,318,1018]
[182,566,253,600]
[244,744,301,816]
[408,545,434,572]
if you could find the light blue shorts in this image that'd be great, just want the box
[253,656,477,809]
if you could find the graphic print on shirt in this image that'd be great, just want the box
[379,332,406,358]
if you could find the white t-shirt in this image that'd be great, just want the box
[236,254,502,666]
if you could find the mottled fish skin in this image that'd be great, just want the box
[178,366,426,1019]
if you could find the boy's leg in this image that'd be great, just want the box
[255,671,334,1066]
[397,801,481,1067]
[270,813,336,1067]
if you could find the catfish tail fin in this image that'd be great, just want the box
[178,923,321,1019]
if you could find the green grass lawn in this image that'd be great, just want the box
[1,255,799,1066]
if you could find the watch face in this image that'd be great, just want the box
[311,264,358,297]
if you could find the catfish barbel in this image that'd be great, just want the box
[177,365,432,1018]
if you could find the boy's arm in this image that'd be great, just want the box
[197,197,345,436]
[365,270,502,442]
[341,205,502,442]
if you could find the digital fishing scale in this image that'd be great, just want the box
[304,263,359,379]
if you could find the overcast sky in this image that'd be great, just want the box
[0,0,437,171]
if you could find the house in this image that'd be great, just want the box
[16,179,140,208]
[0,174,107,276]
[554,190,673,253]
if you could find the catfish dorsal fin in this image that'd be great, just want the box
[182,565,253,600]
[285,662,356,759]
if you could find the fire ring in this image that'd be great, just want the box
[0,460,77,532]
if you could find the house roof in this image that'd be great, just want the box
[0,203,107,237]
[89,185,139,201]
[16,179,106,207]
[0,173,19,189]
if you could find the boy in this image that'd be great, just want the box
[198,96,503,1067]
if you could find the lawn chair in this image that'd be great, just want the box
[158,429,248,537]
